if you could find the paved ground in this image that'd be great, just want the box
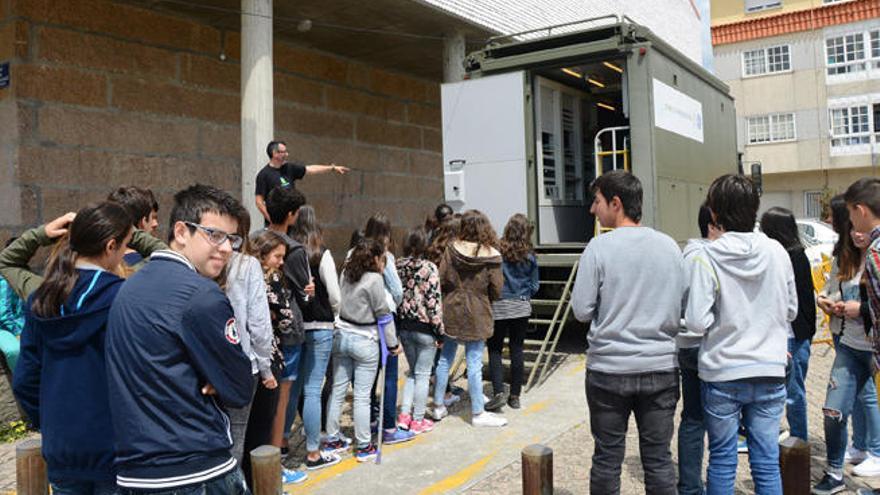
[2,342,879,494]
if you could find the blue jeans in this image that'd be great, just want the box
[823,341,880,471]
[786,337,810,440]
[434,338,485,415]
[326,331,379,448]
[287,328,333,452]
[371,354,399,429]
[832,335,869,452]
[52,480,119,495]
[120,468,249,495]
[677,348,705,495]
[400,330,437,421]
[703,380,786,495]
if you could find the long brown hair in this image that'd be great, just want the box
[31,202,132,318]
[343,238,384,284]
[364,212,392,251]
[458,210,498,256]
[247,230,288,276]
[426,216,460,265]
[829,195,861,280]
[290,205,325,267]
[499,213,534,263]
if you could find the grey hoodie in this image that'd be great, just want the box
[685,231,797,382]
[678,238,709,350]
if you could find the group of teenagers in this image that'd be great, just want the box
[0,176,544,494]
[572,170,880,495]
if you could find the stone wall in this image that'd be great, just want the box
[0,0,444,256]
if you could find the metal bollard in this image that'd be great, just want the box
[779,436,810,495]
[250,445,282,495]
[16,438,48,495]
[522,444,553,495]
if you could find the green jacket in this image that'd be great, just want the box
[0,226,167,300]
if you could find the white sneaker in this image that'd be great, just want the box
[472,411,508,427]
[853,454,880,477]
[846,446,869,465]
[432,405,448,421]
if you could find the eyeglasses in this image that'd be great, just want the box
[184,222,243,250]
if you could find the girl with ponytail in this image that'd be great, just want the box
[0,202,159,495]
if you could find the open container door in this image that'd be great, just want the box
[441,71,528,232]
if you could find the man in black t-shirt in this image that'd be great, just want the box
[255,140,349,225]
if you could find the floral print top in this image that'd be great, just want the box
[264,269,294,370]
[395,256,444,336]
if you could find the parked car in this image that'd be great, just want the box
[797,219,836,267]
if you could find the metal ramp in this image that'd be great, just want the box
[521,251,580,392]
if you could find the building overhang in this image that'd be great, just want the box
[117,0,497,80]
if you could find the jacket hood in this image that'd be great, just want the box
[450,241,502,271]
[702,231,777,281]
[682,238,709,259]
[28,270,122,352]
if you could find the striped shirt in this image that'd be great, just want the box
[492,298,532,320]
[866,226,880,369]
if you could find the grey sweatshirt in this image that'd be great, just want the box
[571,226,683,374]
[225,252,274,380]
[337,271,398,348]
[678,239,709,350]
[685,231,797,382]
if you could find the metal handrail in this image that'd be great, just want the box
[487,14,622,45]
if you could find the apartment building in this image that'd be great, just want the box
[711,0,880,217]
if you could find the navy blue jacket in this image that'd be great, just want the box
[500,254,540,300]
[106,251,253,490]
[14,268,123,482]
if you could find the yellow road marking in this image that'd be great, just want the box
[291,435,426,492]
[417,451,497,495]
[524,400,550,415]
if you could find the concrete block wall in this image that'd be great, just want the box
[0,0,443,257]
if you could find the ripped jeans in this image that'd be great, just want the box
[823,341,880,473]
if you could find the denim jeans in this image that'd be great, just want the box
[287,328,334,452]
[280,344,302,382]
[586,369,679,495]
[52,480,119,495]
[434,338,485,415]
[677,347,705,495]
[786,337,810,440]
[226,375,258,464]
[400,330,437,421]
[702,379,786,495]
[371,353,399,429]
[120,468,249,495]
[326,331,379,448]
[823,341,880,471]
[487,317,528,397]
[832,335,869,452]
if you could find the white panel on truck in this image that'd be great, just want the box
[441,71,528,232]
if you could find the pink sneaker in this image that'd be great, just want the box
[397,413,412,431]
[409,418,434,435]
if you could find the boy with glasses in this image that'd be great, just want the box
[107,184,254,494]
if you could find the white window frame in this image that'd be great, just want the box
[803,191,824,219]
[825,27,880,82]
[746,113,797,145]
[745,0,782,13]
[822,0,853,4]
[742,44,792,78]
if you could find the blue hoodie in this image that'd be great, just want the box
[13,268,123,483]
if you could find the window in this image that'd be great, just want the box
[747,113,796,144]
[823,0,852,3]
[745,0,782,13]
[804,192,823,219]
[872,30,880,68]
[743,45,790,76]
[830,106,870,146]
[826,33,865,74]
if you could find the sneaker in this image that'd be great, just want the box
[812,472,845,495]
[305,451,341,471]
[382,427,415,445]
[484,392,507,412]
[409,418,435,435]
[846,446,869,465]
[321,436,351,455]
[432,405,449,421]
[450,385,465,396]
[355,444,378,462]
[281,468,308,484]
[853,454,880,477]
[508,395,521,409]
[443,394,461,407]
[397,413,412,431]
[472,411,508,427]
[737,435,748,454]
